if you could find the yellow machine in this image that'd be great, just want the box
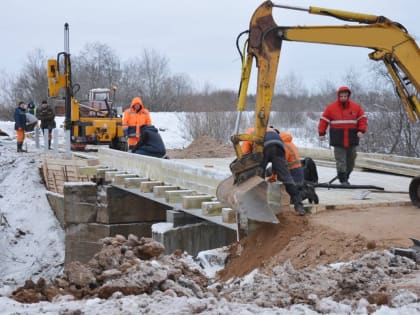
[47,23,126,151]
[216,1,420,225]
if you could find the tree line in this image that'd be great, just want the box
[0,42,419,156]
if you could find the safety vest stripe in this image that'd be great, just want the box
[320,116,330,123]
[330,119,358,125]
[357,115,367,121]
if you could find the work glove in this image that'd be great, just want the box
[123,129,128,137]
[267,173,277,183]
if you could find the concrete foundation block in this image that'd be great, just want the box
[153,185,179,198]
[114,173,138,185]
[201,201,223,216]
[182,195,214,209]
[63,182,97,225]
[78,166,99,177]
[97,186,168,224]
[124,177,149,188]
[66,222,154,242]
[140,181,164,193]
[46,192,65,227]
[96,167,117,180]
[152,222,236,256]
[104,170,126,183]
[222,208,236,223]
[63,182,97,203]
[166,209,202,227]
[64,202,97,224]
[65,238,102,265]
[165,190,196,203]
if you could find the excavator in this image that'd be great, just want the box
[47,23,127,151]
[216,1,420,228]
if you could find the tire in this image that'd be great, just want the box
[409,176,420,207]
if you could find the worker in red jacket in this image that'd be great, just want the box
[318,86,368,185]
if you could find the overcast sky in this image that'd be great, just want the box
[0,0,417,92]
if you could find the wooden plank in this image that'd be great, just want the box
[357,158,420,177]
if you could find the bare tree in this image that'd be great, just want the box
[276,71,308,98]
[2,49,49,115]
[72,42,121,99]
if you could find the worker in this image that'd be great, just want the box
[242,127,305,216]
[277,130,304,186]
[36,100,56,149]
[318,86,367,185]
[122,96,152,151]
[14,101,27,152]
[132,125,167,158]
[27,101,38,116]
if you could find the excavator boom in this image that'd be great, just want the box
[216,1,420,229]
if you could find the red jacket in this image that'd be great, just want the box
[318,86,367,148]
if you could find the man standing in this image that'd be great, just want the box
[122,96,152,151]
[36,100,56,149]
[14,101,27,152]
[318,86,367,185]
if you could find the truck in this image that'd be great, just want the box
[216,1,420,230]
[47,23,126,151]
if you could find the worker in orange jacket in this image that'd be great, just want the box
[279,131,304,186]
[122,97,152,151]
[241,126,305,215]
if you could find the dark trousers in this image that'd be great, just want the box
[262,145,302,205]
[334,146,357,179]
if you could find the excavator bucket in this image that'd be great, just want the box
[216,175,280,223]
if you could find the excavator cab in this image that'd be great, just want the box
[216,1,420,229]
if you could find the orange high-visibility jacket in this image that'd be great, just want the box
[241,126,277,154]
[280,132,302,170]
[122,97,152,146]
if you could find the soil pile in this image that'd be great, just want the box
[166,135,234,159]
[218,209,387,281]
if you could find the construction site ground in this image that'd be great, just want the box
[166,137,419,281]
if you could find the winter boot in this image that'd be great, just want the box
[290,192,306,216]
[294,202,306,216]
[48,139,52,150]
[338,172,349,185]
[17,142,26,153]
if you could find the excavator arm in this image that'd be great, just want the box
[234,1,419,159]
[217,1,420,226]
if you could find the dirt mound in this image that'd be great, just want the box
[166,135,234,159]
[11,235,209,303]
[217,208,392,281]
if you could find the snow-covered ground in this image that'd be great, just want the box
[0,113,419,314]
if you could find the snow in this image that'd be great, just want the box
[0,113,419,314]
[151,222,174,234]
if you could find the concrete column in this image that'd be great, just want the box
[53,128,59,152]
[34,127,40,148]
[43,129,49,151]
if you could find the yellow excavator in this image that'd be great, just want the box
[47,23,126,151]
[216,1,420,225]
